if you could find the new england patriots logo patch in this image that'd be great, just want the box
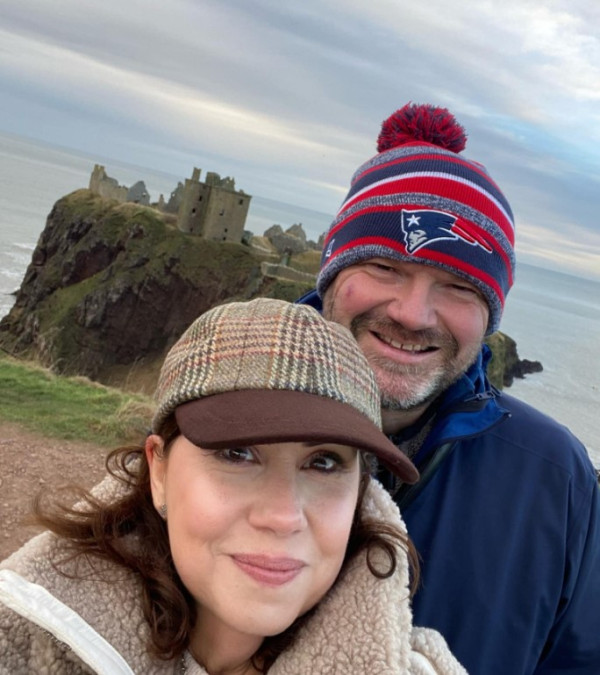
[401,209,493,254]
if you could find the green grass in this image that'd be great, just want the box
[289,249,321,275]
[0,354,154,446]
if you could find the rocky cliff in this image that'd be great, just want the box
[485,332,543,388]
[0,189,541,394]
[0,190,314,391]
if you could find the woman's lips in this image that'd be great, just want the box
[231,554,306,586]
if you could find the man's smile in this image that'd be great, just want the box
[374,331,438,354]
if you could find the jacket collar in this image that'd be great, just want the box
[410,345,509,466]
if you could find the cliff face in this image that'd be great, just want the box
[0,190,313,390]
[0,189,540,394]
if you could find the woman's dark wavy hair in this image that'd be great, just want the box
[34,415,420,672]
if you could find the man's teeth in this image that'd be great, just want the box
[379,335,430,352]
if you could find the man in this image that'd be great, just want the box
[299,103,600,674]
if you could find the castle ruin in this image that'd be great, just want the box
[88,164,251,244]
[177,168,251,243]
[89,165,128,202]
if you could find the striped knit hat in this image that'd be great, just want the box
[152,298,418,482]
[317,103,515,335]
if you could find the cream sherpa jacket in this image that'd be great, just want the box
[0,476,467,674]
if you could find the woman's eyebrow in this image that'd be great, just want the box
[301,442,357,451]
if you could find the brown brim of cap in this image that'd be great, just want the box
[174,389,419,485]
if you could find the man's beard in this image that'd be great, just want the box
[348,313,479,412]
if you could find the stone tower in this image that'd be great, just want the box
[88,164,128,202]
[177,168,251,242]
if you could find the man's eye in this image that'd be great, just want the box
[218,447,255,464]
[365,262,396,275]
[450,284,478,295]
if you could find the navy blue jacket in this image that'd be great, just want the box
[299,289,600,674]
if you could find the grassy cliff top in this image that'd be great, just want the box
[0,353,153,446]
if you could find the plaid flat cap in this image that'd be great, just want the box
[152,297,418,483]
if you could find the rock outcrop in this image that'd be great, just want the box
[485,332,543,389]
[0,190,314,391]
[263,224,307,256]
[263,223,322,256]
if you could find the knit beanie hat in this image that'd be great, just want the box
[152,298,418,482]
[317,103,515,335]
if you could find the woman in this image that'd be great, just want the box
[0,298,466,674]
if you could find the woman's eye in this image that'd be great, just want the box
[306,452,344,473]
[218,447,255,464]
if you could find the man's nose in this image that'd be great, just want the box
[385,278,437,331]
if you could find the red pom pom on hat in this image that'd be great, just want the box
[377,102,467,154]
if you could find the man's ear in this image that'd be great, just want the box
[145,434,167,510]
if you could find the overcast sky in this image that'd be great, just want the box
[1,0,598,280]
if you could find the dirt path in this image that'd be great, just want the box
[0,422,109,560]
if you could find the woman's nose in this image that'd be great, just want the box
[248,473,308,536]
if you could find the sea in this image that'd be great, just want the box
[1,131,599,467]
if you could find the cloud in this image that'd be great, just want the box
[516,219,600,280]
[0,0,598,277]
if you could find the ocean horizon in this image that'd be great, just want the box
[1,131,598,467]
